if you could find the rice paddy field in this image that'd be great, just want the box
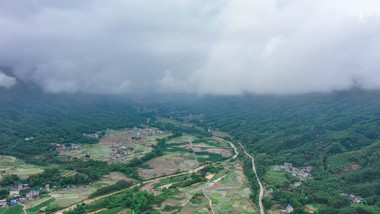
[58,128,169,164]
[50,186,97,208]
[138,134,234,180]
[156,161,256,214]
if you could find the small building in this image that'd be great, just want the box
[351,196,364,204]
[283,163,293,169]
[18,184,29,190]
[273,166,283,172]
[71,144,81,150]
[294,182,302,187]
[18,174,29,180]
[26,190,40,199]
[0,199,7,207]
[291,167,299,172]
[10,200,17,206]
[205,174,215,180]
[267,188,274,197]
[286,205,294,213]
[300,171,312,179]
[18,197,28,204]
[268,188,274,194]
[9,189,20,197]
[280,205,294,214]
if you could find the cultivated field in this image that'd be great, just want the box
[58,128,169,164]
[0,155,44,179]
[156,160,256,214]
[137,135,233,180]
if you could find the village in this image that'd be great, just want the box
[0,183,50,208]
[52,127,168,164]
[273,162,313,180]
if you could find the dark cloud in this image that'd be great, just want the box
[1,0,380,95]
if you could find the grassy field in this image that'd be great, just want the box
[0,205,24,214]
[212,131,232,138]
[0,156,44,178]
[155,161,256,214]
[166,135,197,144]
[0,156,44,176]
[82,145,113,159]
[7,166,44,175]
[26,198,55,214]
[50,186,97,208]
[264,166,288,186]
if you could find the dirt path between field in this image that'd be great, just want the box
[55,135,238,214]
[238,142,264,214]
[188,138,199,167]
[21,204,26,214]
[202,174,228,214]
[202,135,239,214]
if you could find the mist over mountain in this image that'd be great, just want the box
[2,0,380,95]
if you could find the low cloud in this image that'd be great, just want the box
[1,0,380,95]
[0,71,17,89]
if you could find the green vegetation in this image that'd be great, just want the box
[63,187,174,214]
[178,90,380,213]
[2,83,380,213]
[26,198,56,214]
[89,180,133,198]
[0,205,23,214]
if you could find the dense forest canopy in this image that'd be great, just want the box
[1,82,380,213]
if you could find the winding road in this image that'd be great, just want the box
[188,138,200,167]
[238,142,265,214]
[55,135,261,214]
[201,136,239,214]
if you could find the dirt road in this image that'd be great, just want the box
[188,138,200,167]
[238,142,264,214]
[202,174,228,214]
[202,135,239,213]
[55,135,238,214]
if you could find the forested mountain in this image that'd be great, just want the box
[1,79,380,213]
[173,89,380,213]
[0,79,145,163]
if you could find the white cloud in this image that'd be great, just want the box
[1,0,380,95]
[0,71,16,89]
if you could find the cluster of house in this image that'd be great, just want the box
[103,154,125,163]
[60,186,77,191]
[18,174,29,180]
[128,127,166,137]
[274,163,312,180]
[51,143,82,153]
[112,143,134,156]
[0,184,50,207]
[83,132,100,139]
[97,143,134,163]
[280,205,294,214]
[270,204,294,214]
[340,193,364,204]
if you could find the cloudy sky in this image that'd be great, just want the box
[1,0,380,95]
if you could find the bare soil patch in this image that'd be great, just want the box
[335,164,361,174]
[138,157,197,179]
